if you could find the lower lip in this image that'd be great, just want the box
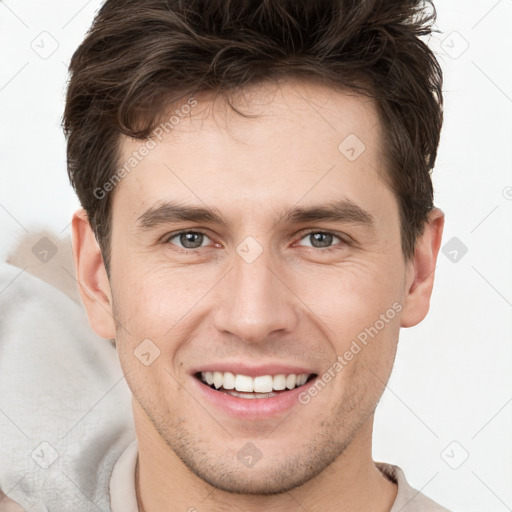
[191,376,316,419]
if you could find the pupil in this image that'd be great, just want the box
[181,233,202,248]
[311,233,332,248]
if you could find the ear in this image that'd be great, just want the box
[71,208,116,339]
[400,207,445,328]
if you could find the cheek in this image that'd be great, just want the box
[111,264,218,347]
[293,258,404,340]
[295,261,403,396]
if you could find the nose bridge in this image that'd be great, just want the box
[213,241,297,343]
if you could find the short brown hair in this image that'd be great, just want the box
[63,0,443,275]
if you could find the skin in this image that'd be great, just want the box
[0,492,25,512]
[72,77,444,512]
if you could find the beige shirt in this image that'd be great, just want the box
[109,440,451,512]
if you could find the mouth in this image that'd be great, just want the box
[194,371,318,399]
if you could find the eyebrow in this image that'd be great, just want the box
[135,198,375,232]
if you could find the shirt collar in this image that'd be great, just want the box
[109,439,139,512]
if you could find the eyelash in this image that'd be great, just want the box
[163,229,349,254]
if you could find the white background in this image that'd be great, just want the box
[1,1,511,510]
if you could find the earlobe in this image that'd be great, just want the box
[71,208,116,339]
[400,207,445,328]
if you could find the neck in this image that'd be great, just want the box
[134,403,397,512]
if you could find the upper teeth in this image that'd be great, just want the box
[200,372,310,392]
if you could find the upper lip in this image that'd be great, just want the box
[191,362,317,377]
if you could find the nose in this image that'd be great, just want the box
[213,245,299,344]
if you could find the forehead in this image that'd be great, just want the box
[112,78,396,228]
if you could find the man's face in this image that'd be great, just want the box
[108,79,411,493]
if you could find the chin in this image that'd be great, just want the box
[163,424,348,496]
[186,462,317,496]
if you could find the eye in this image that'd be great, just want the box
[163,229,348,252]
[165,230,213,250]
[295,231,345,250]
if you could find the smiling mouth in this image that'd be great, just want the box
[195,371,317,399]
